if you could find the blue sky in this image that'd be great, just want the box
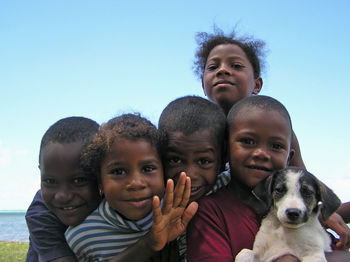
[1,0,349,210]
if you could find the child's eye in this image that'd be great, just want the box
[272,143,285,150]
[110,168,126,175]
[206,64,218,71]
[231,63,245,70]
[142,165,156,173]
[73,177,88,185]
[42,178,57,185]
[198,158,212,166]
[238,138,255,145]
[167,157,182,165]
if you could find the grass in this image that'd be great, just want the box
[0,241,29,262]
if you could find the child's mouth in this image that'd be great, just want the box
[247,166,270,172]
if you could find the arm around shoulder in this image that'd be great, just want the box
[25,190,75,261]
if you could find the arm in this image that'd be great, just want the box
[25,190,77,262]
[337,201,350,223]
[289,130,306,168]
[108,172,198,262]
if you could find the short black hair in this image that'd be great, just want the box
[158,95,227,155]
[81,113,160,183]
[193,27,266,80]
[227,95,292,140]
[39,116,99,163]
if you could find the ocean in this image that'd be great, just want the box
[0,211,29,242]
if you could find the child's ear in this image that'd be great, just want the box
[201,78,207,96]
[252,77,263,95]
[98,184,104,197]
[287,149,295,166]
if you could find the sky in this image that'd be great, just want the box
[1,0,349,210]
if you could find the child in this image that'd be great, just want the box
[158,95,227,203]
[192,28,350,248]
[193,27,304,169]
[25,116,101,262]
[186,95,350,262]
[158,95,228,261]
[65,113,198,262]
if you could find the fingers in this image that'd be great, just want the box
[181,201,198,228]
[335,221,350,249]
[152,195,162,225]
[160,172,192,216]
[173,172,187,207]
[162,178,174,214]
[325,213,350,249]
[180,176,191,208]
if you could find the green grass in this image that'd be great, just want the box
[0,241,29,262]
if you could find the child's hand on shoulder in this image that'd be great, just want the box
[147,172,198,251]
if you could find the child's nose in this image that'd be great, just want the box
[126,172,146,191]
[216,64,231,76]
[252,147,270,160]
[54,186,74,203]
[185,166,200,181]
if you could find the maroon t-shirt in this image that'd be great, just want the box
[187,187,261,262]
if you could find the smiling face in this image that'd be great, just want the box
[101,138,164,220]
[202,44,262,114]
[40,142,101,226]
[229,107,293,188]
[163,130,221,202]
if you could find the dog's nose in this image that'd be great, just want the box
[286,208,301,221]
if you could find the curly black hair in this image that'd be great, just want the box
[39,116,99,164]
[193,26,267,80]
[81,113,161,182]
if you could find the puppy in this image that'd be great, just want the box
[235,167,341,262]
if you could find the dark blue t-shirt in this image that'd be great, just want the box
[25,190,75,262]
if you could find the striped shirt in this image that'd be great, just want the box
[65,199,153,261]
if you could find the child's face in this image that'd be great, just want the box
[163,130,221,202]
[100,139,164,220]
[229,108,293,188]
[40,142,101,226]
[202,44,262,114]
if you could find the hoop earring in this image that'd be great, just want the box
[99,187,103,197]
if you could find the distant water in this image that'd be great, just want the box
[0,211,29,242]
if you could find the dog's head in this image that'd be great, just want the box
[252,167,341,228]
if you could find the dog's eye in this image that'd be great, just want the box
[275,185,286,195]
[301,186,314,197]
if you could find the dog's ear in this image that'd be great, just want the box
[317,179,342,221]
[252,173,275,214]
[307,171,342,221]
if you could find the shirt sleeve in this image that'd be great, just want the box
[25,190,75,262]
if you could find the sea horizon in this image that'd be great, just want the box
[0,210,29,242]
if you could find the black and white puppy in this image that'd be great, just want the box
[235,167,341,262]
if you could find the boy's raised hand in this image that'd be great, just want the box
[148,172,198,251]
